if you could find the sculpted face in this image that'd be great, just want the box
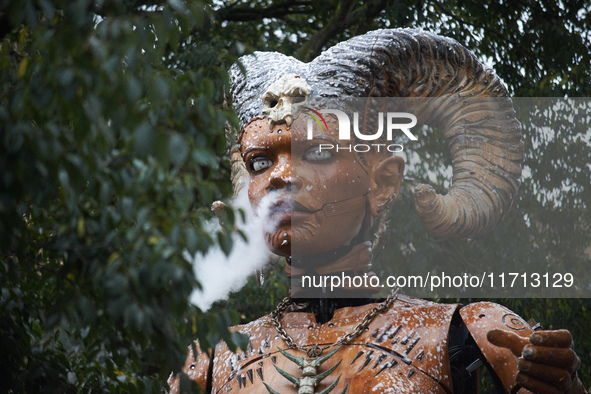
[240,114,404,257]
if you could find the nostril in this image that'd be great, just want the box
[269,173,295,191]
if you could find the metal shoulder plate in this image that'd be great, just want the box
[168,340,211,394]
[460,302,534,392]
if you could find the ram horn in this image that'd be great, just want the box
[228,29,523,238]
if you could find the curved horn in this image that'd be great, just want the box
[228,29,523,238]
[310,29,523,238]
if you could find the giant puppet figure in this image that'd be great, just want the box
[169,29,585,394]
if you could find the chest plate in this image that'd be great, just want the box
[210,298,459,394]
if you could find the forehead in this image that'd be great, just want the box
[290,112,340,142]
[240,118,289,148]
[240,113,341,148]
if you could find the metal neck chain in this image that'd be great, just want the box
[270,287,400,358]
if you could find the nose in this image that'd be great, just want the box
[268,155,300,192]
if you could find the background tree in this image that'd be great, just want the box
[1,0,589,393]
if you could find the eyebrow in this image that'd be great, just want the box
[306,136,339,145]
[241,146,269,157]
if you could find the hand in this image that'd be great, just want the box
[488,329,586,394]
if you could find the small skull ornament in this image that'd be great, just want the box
[262,74,311,128]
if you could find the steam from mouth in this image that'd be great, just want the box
[268,199,292,218]
[188,188,280,311]
[269,198,315,215]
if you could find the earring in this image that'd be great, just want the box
[256,269,265,287]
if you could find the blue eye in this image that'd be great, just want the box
[250,157,273,172]
[303,146,333,162]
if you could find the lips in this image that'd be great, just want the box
[268,199,312,224]
[269,199,291,218]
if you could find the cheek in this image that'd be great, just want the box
[247,177,266,207]
[290,209,365,256]
[306,165,367,201]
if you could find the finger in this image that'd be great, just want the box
[530,330,572,348]
[488,329,530,357]
[518,359,572,391]
[516,372,563,394]
[522,345,581,373]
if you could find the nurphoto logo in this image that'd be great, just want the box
[304,107,417,153]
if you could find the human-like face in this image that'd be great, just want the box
[240,115,371,257]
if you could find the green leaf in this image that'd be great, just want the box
[31,321,42,338]
[217,231,232,256]
[133,123,155,155]
[168,133,189,165]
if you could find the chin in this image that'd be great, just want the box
[289,223,352,257]
[266,229,291,256]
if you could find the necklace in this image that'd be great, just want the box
[264,288,400,394]
[270,287,400,358]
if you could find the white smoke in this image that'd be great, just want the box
[188,188,279,311]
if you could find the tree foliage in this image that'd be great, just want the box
[1,0,590,392]
[1,1,244,392]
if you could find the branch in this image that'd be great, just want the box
[295,0,388,62]
[428,0,541,75]
[217,1,313,22]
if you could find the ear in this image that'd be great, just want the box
[368,156,405,217]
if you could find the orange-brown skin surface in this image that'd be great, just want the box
[169,302,587,394]
[461,302,534,393]
[240,116,403,258]
[462,303,586,394]
[169,302,586,394]
[171,296,459,394]
[168,341,210,394]
[172,116,586,393]
[176,27,587,394]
